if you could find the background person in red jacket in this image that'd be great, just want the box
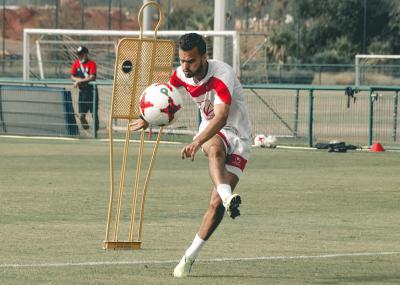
[71,46,99,131]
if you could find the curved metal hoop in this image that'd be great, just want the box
[138,1,164,39]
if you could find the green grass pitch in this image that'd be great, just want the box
[0,137,399,284]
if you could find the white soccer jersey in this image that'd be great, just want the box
[169,59,252,141]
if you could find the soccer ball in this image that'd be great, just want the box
[265,135,278,148]
[254,134,267,147]
[139,83,183,126]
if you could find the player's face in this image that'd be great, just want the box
[78,53,88,62]
[179,47,207,80]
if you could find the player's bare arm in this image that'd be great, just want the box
[71,75,80,87]
[181,103,230,161]
[72,74,96,87]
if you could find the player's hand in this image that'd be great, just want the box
[73,81,79,88]
[181,140,201,161]
[130,118,149,131]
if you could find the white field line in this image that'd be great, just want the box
[1,251,399,269]
[0,135,182,145]
[0,135,79,141]
[98,138,181,145]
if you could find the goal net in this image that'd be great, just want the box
[23,28,239,137]
[355,54,400,86]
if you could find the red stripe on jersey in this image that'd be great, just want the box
[169,70,185,88]
[207,77,232,104]
[170,71,232,104]
[170,72,207,97]
[226,153,247,171]
[217,131,230,149]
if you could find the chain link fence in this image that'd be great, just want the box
[1,80,399,149]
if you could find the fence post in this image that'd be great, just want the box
[93,83,97,139]
[294,89,300,137]
[307,89,314,147]
[2,0,5,75]
[318,66,322,85]
[368,88,374,147]
[393,91,398,142]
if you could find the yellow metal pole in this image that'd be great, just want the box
[113,124,132,241]
[138,127,163,241]
[129,129,145,241]
[105,118,115,242]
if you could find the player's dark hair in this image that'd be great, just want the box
[179,33,207,55]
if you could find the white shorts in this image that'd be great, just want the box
[197,124,251,178]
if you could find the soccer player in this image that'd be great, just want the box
[131,33,252,277]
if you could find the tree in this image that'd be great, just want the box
[265,24,296,63]
[168,0,213,30]
[263,0,399,64]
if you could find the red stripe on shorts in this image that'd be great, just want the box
[216,131,230,149]
[226,153,247,171]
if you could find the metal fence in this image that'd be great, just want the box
[4,56,400,86]
[246,84,400,148]
[0,84,79,136]
[0,79,399,148]
[0,78,198,140]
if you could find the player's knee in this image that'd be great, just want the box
[207,144,225,160]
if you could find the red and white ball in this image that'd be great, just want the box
[139,83,183,126]
[254,134,267,147]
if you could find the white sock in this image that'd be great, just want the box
[217,184,232,203]
[184,234,205,260]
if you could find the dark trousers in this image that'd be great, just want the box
[78,86,99,130]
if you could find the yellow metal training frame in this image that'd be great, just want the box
[103,1,175,250]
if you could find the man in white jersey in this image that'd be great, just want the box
[131,33,252,277]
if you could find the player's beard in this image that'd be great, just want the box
[184,60,207,80]
[183,70,194,78]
